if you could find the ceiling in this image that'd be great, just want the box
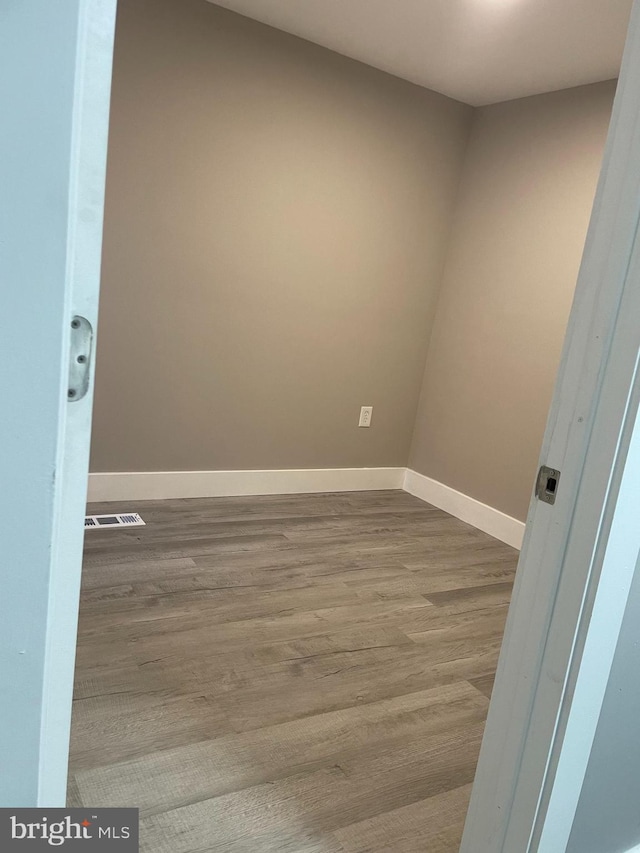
[208,0,633,106]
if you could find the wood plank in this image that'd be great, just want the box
[134,724,485,852]
[334,784,473,853]
[70,692,233,771]
[425,581,514,611]
[74,597,434,663]
[75,682,487,816]
[468,673,496,699]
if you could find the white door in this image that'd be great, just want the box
[461,0,640,850]
[0,0,117,806]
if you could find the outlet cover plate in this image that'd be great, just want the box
[359,406,373,427]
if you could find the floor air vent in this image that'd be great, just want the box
[85,513,145,530]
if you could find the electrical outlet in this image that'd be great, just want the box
[359,406,373,428]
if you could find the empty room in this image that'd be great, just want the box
[63,0,630,850]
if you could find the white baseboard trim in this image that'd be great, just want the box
[403,468,525,550]
[87,465,525,549]
[88,467,406,503]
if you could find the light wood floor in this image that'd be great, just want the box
[69,490,518,853]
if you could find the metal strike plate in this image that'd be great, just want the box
[68,315,93,402]
[536,465,561,505]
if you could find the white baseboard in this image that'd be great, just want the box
[88,465,525,549]
[87,467,405,503]
[403,468,525,550]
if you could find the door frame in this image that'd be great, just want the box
[0,0,117,806]
[42,0,118,807]
[461,0,640,849]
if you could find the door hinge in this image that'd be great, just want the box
[536,465,561,505]
[67,315,93,402]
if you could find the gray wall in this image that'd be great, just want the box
[409,82,616,521]
[91,0,616,518]
[90,0,472,473]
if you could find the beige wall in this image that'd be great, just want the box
[409,81,616,521]
[90,0,472,473]
[92,0,616,516]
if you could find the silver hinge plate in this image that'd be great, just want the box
[68,315,93,402]
[536,465,561,505]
